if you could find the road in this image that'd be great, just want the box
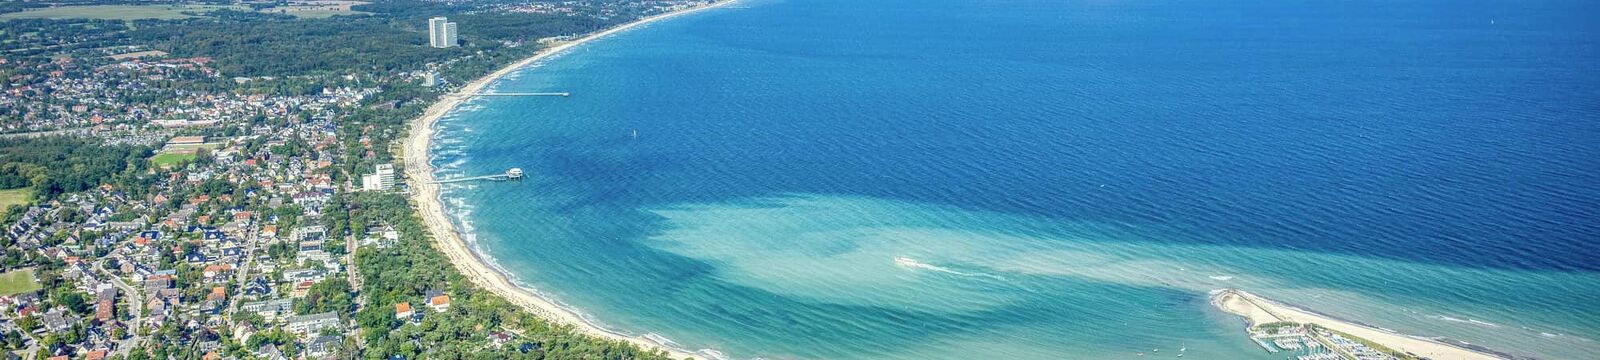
[92,259,145,355]
[227,228,261,314]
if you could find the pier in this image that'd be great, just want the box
[472,92,570,97]
[433,168,524,184]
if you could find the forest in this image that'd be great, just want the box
[127,11,456,76]
[0,136,152,200]
[122,1,615,77]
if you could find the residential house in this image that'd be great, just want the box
[394,302,413,319]
[306,335,341,358]
[427,294,450,312]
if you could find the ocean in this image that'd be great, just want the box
[428,0,1600,358]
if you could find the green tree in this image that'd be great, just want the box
[294,278,354,315]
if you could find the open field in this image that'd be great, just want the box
[0,268,41,296]
[0,5,241,21]
[161,142,223,152]
[109,50,169,60]
[150,152,197,168]
[258,1,371,18]
[259,7,371,18]
[0,188,28,211]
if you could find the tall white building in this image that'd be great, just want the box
[429,17,458,48]
[428,17,446,47]
[443,22,458,48]
[376,164,395,189]
[362,164,397,191]
[422,71,438,87]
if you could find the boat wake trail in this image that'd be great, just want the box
[895,257,1007,281]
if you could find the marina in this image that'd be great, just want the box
[1216,290,1429,360]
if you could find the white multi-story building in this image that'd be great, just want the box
[376,164,395,189]
[361,174,379,191]
[428,17,447,47]
[362,164,397,191]
[443,22,458,47]
[428,17,458,48]
[284,312,341,335]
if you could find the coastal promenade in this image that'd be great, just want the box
[400,1,738,359]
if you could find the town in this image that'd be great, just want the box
[0,1,711,359]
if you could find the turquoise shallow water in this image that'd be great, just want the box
[430,0,1600,358]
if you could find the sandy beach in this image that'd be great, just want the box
[1213,289,1508,360]
[400,2,736,359]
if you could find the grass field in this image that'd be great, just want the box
[0,188,28,211]
[109,50,169,60]
[0,268,42,296]
[150,152,197,168]
[257,0,370,18]
[163,143,223,152]
[259,7,371,18]
[0,5,240,21]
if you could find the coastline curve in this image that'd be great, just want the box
[401,2,740,359]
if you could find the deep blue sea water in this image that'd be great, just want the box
[428,0,1600,358]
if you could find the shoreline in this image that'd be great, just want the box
[1212,289,1513,360]
[400,2,737,359]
